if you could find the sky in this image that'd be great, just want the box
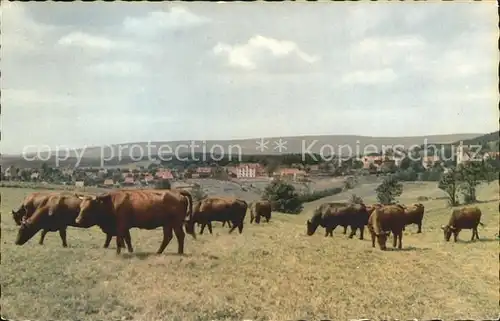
[1,2,498,154]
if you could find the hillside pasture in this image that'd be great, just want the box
[1,182,499,321]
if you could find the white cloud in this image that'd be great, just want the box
[87,61,144,77]
[341,68,398,85]
[123,7,209,37]
[58,32,130,51]
[213,35,319,71]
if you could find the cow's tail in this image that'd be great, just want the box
[179,190,193,221]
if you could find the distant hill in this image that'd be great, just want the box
[1,133,485,169]
[451,131,499,147]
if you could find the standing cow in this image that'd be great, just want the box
[75,189,194,255]
[306,202,369,239]
[14,194,121,248]
[367,205,407,250]
[249,200,272,224]
[185,197,248,235]
[441,206,483,242]
[403,203,425,233]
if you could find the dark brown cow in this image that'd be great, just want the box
[14,194,121,248]
[185,197,248,235]
[367,205,407,250]
[441,206,484,242]
[250,200,272,224]
[75,189,194,255]
[403,203,425,233]
[306,202,369,239]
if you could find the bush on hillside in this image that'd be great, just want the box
[375,175,403,205]
[349,193,364,204]
[297,187,343,203]
[262,180,303,214]
[155,179,171,190]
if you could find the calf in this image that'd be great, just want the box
[403,203,425,233]
[441,206,483,242]
[185,197,248,235]
[306,202,369,240]
[367,205,407,250]
[250,200,272,224]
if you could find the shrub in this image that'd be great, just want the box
[375,175,403,205]
[416,196,429,202]
[297,187,343,203]
[262,180,303,214]
[349,193,364,204]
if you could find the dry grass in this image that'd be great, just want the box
[1,183,499,321]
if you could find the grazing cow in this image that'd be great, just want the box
[185,197,248,235]
[14,194,121,248]
[441,206,483,242]
[12,192,57,225]
[306,202,369,240]
[250,200,272,224]
[403,203,425,233]
[367,205,407,250]
[75,189,195,255]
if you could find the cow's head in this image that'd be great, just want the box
[15,216,40,246]
[375,231,391,250]
[11,207,26,226]
[306,219,318,236]
[441,225,455,241]
[75,194,111,225]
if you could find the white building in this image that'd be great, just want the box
[236,164,259,178]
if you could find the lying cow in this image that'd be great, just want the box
[441,206,484,242]
[14,193,122,249]
[306,202,369,239]
[75,189,194,255]
[249,200,272,224]
[367,205,406,250]
[403,203,425,233]
[185,197,248,235]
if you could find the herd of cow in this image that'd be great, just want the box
[10,188,486,255]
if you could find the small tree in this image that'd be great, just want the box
[349,193,364,205]
[375,175,403,205]
[262,179,303,214]
[155,179,171,190]
[457,161,485,204]
[191,183,207,202]
[438,168,460,206]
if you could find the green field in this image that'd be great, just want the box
[1,182,499,321]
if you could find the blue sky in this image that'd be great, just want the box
[1,2,498,154]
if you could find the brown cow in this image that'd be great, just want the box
[306,202,369,239]
[367,205,407,250]
[441,206,484,242]
[185,197,248,235]
[75,189,194,255]
[250,200,272,224]
[14,194,122,248]
[403,203,425,233]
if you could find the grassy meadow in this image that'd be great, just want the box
[1,182,499,320]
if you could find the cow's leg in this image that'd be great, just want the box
[417,221,422,233]
[370,231,376,248]
[157,225,174,254]
[229,221,238,234]
[475,227,480,240]
[173,225,185,255]
[359,226,365,240]
[250,215,254,224]
[255,215,261,224]
[325,227,333,237]
[348,225,356,239]
[266,216,270,223]
[39,229,49,245]
[237,221,244,234]
[199,223,206,235]
[226,221,232,228]
[392,231,397,248]
[59,228,68,248]
[397,231,403,249]
[115,224,130,255]
[453,230,459,242]
[343,226,348,234]
[207,222,213,234]
[103,234,113,248]
[124,231,134,253]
